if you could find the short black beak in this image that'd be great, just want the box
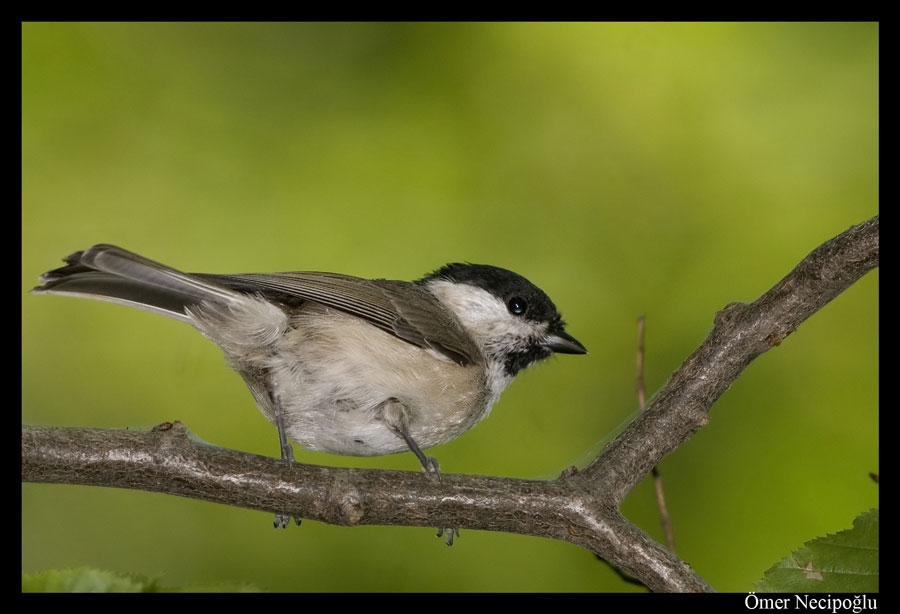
[544,330,588,355]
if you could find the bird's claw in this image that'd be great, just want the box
[423,455,442,483]
[437,527,460,546]
[273,514,302,529]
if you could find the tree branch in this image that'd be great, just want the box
[577,215,879,500]
[22,215,878,592]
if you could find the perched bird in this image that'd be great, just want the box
[33,244,587,540]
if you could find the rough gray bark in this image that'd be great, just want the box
[22,215,879,592]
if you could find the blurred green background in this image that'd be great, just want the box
[22,22,878,592]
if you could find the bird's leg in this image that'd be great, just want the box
[382,399,459,546]
[272,385,301,529]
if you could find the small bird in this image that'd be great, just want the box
[33,245,587,540]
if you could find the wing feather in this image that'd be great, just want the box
[196,272,481,366]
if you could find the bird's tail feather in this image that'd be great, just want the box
[32,244,239,322]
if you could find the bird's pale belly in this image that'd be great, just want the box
[259,312,493,457]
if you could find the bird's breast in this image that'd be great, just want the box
[261,307,494,456]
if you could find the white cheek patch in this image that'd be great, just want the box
[425,280,544,354]
[426,280,506,330]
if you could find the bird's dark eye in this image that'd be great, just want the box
[507,296,528,316]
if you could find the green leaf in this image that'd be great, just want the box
[22,568,161,593]
[755,508,878,592]
[22,567,261,593]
